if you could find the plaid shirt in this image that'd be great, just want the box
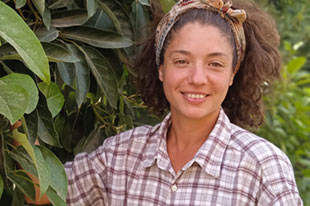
[65,109,303,205]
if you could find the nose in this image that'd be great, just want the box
[188,63,208,85]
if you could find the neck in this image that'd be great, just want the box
[167,110,220,151]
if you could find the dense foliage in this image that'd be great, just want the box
[255,0,310,203]
[0,0,308,205]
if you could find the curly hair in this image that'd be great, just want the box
[135,0,281,129]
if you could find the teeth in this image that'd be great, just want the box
[185,93,206,99]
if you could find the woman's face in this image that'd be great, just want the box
[159,22,235,122]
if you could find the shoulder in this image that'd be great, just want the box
[229,124,288,165]
[102,124,159,153]
[228,124,302,205]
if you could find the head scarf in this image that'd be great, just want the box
[155,0,246,70]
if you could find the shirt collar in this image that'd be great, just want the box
[140,113,171,169]
[187,109,232,178]
[140,109,232,178]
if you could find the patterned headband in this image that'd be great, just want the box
[155,0,247,70]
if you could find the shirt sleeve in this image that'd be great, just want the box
[64,144,108,206]
[257,151,303,206]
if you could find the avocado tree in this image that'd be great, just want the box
[0,0,159,205]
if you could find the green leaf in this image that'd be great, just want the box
[0,84,28,124]
[7,171,35,201]
[159,0,175,13]
[35,26,59,42]
[48,0,72,9]
[52,9,88,27]
[34,146,50,198]
[103,0,133,38]
[57,62,74,87]
[131,1,150,57]
[7,147,37,176]
[39,146,67,201]
[0,42,79,63]
[38,82,64,117]
[287,56,307,74]
[61,26,133,48]
[32,0,51,29]
[87,0,98,18]
[12,186,25,206]
[138,0,150,6]
[58,43,90,107]
[0,175,3,198]
[25,111,38,145]
[43,42,79,63]
[11,130,36,163]
[0,73,38,114]
[80,46,118,108]
[97,1,121,32]
[60,112,75,152]
[36,93,61,147]
[0,2,50,83]
[15,0,26,9]
[46,186,66,206]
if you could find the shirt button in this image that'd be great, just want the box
[171,184,177,192]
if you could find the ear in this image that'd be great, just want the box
[158,65,164,82]
[229,71,235,86]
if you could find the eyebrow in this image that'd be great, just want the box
[169,50,229,58]
[169,50,191,57]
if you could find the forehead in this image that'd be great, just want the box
[166,23,233,57]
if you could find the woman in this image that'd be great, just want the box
[30,0,303,205]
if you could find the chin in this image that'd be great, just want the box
[180,108,217,121]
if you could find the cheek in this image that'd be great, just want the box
[209,72,234,89]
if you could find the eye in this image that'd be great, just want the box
[208,62,223,68]
[174,59,189,65]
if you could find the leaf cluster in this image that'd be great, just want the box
[0,0,160,205]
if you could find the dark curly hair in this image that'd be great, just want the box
[135,0,281,129]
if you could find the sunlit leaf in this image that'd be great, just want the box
[46,186,66,206]
[87,0,98,18]
[39,146,67,201]
[0,2,50,83]
[159,0,175,13]
[0,73,38,114]
[0,84,28,124]
[15,0,26,9]
[287,56,307,74]
[38,82,64,117]
[11,130,36,163]
[34,146,50,198]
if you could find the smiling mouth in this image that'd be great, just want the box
[182,92,209,99]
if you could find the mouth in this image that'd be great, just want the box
[182,92,209,100]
